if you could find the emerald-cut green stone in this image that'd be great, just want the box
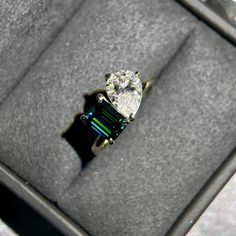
[82,99,128,140]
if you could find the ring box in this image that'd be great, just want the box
[0,1,235,235]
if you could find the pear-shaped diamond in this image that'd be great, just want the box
[106,70,142,118]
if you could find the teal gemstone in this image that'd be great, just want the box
[83,99,128,140]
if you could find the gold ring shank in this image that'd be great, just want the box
[92,136,109,156]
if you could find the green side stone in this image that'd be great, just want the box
[83,99,128,140]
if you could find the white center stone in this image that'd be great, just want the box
[106,70,142,118]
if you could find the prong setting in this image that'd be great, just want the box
[82,70,144,152]
[123,120,129,126]
[96,93,105,103]
[80,114,88,121]
[108,138,114,145]
[129,113,135,122]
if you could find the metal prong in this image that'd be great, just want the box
[105,74,111,81]
[96,93,105,103]
[123,120,129,126]
[80,115,88,121]
[129,113,135,122]
[108,138,114,145]
[142,78,156,96]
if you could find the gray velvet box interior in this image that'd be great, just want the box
[0,0,236,235]
[58,24,236,236]
[0,0,84,103]
[0,0,196,200]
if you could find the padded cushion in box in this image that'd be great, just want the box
[0,0,236,235]
[0,0,84,103]
[58,24,236,235]
[0,0,196,200]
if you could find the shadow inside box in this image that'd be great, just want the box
[0,184,64,236]
[62,90,108,168]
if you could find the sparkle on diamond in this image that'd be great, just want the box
[106,70,142,118]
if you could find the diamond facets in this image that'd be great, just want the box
[106,70,142,118]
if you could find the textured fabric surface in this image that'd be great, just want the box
[1,0,236,235]
[0,0,196,200]
[58,25,236,236]
[187,173,236,236]
[0,0,84,103]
